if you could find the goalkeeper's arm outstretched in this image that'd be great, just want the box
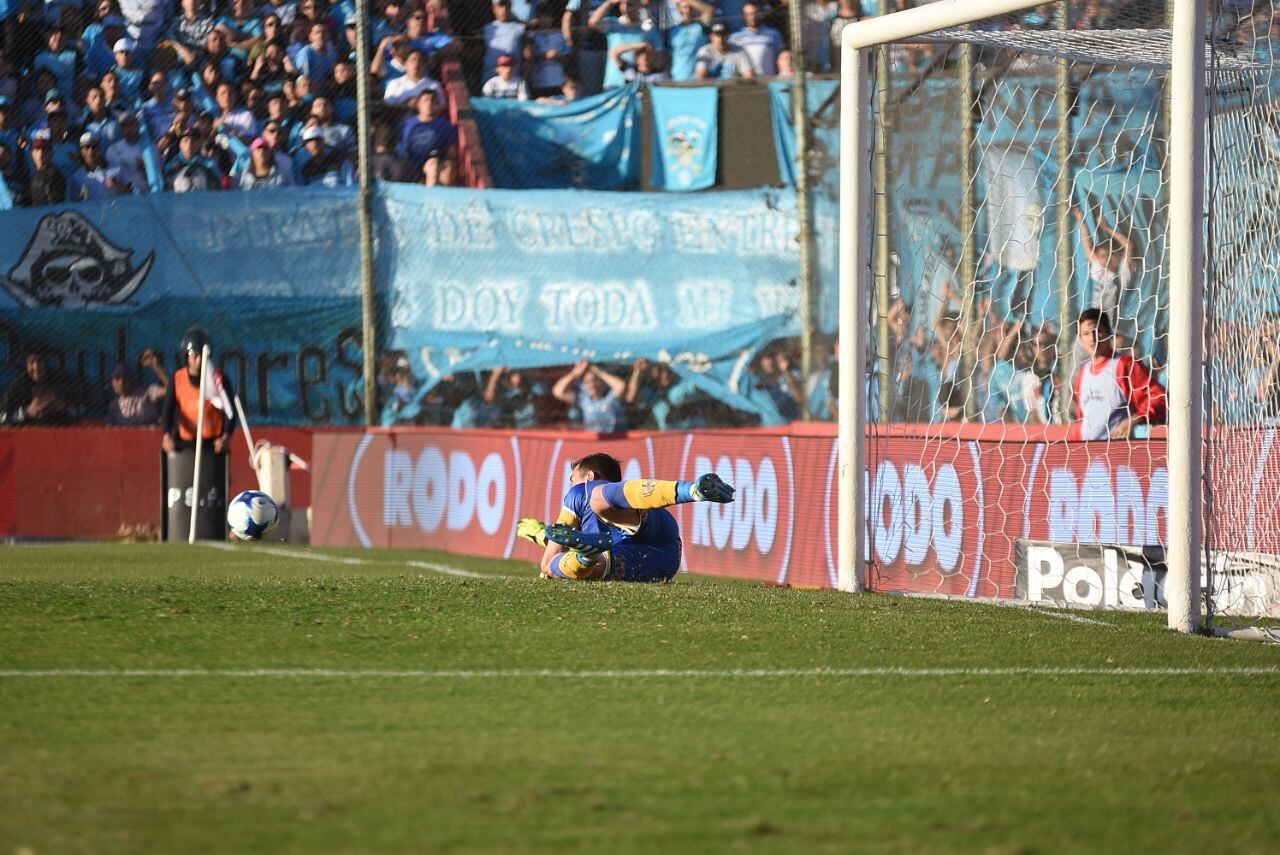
[516,452,734,582]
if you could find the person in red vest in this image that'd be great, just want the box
[1072,308,1165,440]
[161,326,237,454]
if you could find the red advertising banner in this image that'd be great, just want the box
[3,426,316,540]
[13,421,1273,600]
[310,427,1208,595]
[0,433,14,537]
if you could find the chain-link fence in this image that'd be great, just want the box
[2,0,1254,441]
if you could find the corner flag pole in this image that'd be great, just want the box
[188,343,211,544]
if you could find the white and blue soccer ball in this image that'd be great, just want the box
[227,490,280,541]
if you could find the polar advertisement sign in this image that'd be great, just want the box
[1016,540,1168,610]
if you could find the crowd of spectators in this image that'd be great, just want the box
[7,305,1277,433]
[1,0,1274,204]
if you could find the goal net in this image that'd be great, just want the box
[841,1,1280,627]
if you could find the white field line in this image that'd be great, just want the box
[203,542,367,565]
[405,560,493,579]
[201,542,513,578]
[895,591,1115,627]
[1013,608,1112,626]
[0,667,1277,680]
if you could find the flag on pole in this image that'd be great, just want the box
[650,85,718,192]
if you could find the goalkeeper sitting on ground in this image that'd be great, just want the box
[516,452,734,582]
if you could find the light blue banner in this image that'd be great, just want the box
[471,84,643,191]
[0,188,365,424]
[380,182,812,424]
[650,85,718,192]
[0,183,815,425]
[380,182,805,342]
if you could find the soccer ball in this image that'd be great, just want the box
[227,490,280,541]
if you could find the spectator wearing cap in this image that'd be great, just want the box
[141,70,176,138]
[665,0,714,81]
[397,88,456,185]
[213,80,258,140]
[110,37,145,103]
[382,48,443,106]
[192,109,236,175]
[164,0,218,53]
[482,0,526,83]
[18,69,57,130]
[728,2,785,77]
[308,95,353,152]
[34,25,80,102]
[294,22,336,83]
[481,53,529,99]
[31,86,69,133]
[106,361,162,426]
[161,88,196,145]
[26,130,67,205]
[239,135,294,188]
[695,22,754,79]
[588,0,664,90]
[84,13,128,79]
[43,108,81,175]
[106,110,150,191]
[256,115,294,175]
[82,86,123,146]
[164,126,222,191]
[296,123,353,186]
[71,131,129,198]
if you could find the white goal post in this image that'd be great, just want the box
[835,0,1207,634]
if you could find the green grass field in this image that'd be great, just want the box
[2,542,1279,853]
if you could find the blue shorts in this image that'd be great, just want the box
[607,541,682,583]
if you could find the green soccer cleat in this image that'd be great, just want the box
[516,518,549,548]
[544,524,613,557]
[691,473,736,503]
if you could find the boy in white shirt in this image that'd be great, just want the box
[482,53,530,100]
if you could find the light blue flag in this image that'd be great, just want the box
[649,84,718,192]
[137,120,165,193]
[470,84,642,190]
